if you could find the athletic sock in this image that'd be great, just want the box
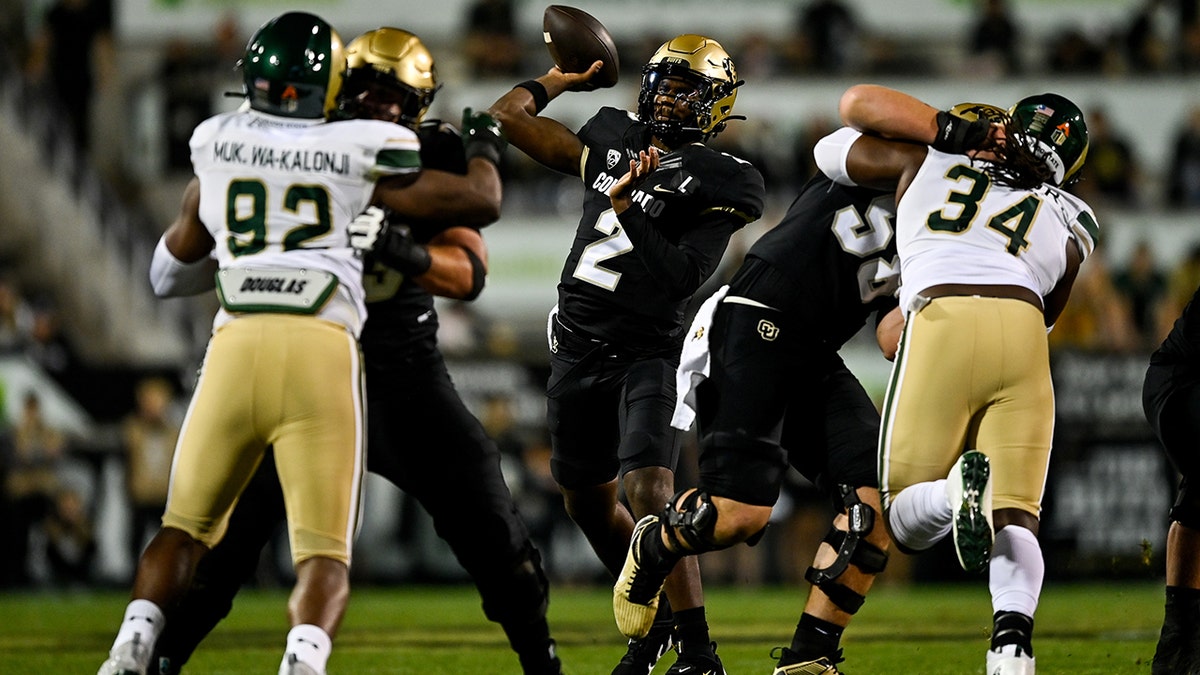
[789,612,845,661]
[112,598,165,665]
[1155,586,1200,674]
[672,606,711,654]
[989,525,1043,618]
[990,611,1034,656]
[885,480,952,551]
[283,624,331,674]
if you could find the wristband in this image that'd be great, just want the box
[931,110,990,155]
[513,80,550,114]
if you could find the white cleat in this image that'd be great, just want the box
[946,450,994,572]
[987,644,1036,675]
[97,634,150,675]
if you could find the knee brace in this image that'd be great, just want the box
[805,484,889,615]
[663,489,722,552]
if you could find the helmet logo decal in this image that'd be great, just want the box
[1028,104,1054,134]
[1051,122,1071,146]
[606,149,621,170]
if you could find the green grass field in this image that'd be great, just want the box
[0,581,1163,673]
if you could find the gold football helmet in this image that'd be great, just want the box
[337,27,441,127]
[637,34,743,145]
[949,102,1008,124]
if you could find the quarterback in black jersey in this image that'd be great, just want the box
[490,34,764,675]
[1145,283,1200,675]
[149,28,564,675]
[614,173,897,675]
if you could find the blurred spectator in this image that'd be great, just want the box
[790,0,861,74]
[734,30,783,79]
[462,0,523,78]
[1126,0,1174,72]
[967,0,1022,75]
[162,14,243,171]
[791,113,838,183]
[23,0,114,150]
[1113,240,1168,348]
[1071,107,1141,207]
[0,275,33,354]
[1159,243,1200,338]
[1,392,66,586]
[1048,252,1140,352]
[25,299,79,381]
[1180,15,1200,71]
[121,375,180,565]
[1047,28,1107,74]
[42,486,96,586]
[1167,105,1200,207]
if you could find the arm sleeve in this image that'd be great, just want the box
[616,206,741,301]
[149,237,217,297]
[814,126,864,186]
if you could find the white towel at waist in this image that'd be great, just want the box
[670,285,730,430]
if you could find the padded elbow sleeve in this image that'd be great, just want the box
[814,127,864,186]
[149,237,217,297]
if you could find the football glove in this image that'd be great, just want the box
[461,107,507,166]
[931,110,991,155]
[374,221,432,277]
[349,206,388,256]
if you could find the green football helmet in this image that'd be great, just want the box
[1008,93,1089,186]
[240,11,346,119]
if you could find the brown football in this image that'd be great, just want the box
[542,5,620,89]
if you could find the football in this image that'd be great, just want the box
[542,5,620,89]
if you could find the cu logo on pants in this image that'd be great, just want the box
[757,319,779,341]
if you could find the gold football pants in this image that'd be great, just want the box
[162,314,365,565]
[879,296,1053,517]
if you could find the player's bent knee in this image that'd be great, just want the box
[479,544,551,624]
[805,484,889,615]
[1171,482,1200,531]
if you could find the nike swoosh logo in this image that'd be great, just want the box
[652,185,674,193]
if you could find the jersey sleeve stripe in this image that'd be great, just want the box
[1071,210,1099,259]
[701,205,759,223]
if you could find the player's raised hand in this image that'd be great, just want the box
[609,146,660,213]
[547,60,605,92]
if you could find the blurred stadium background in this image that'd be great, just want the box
[0,0,1188,599]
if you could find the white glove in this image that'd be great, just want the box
[349,206,388,256]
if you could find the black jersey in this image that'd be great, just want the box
[557,107,764,351]
[360,121,475,356]
[1151,284,1200,372]
[738,173,899,349]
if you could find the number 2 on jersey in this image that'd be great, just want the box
[226,180,334,257]
[573,209,633,291]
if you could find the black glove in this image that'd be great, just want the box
[462,107,507,166]
[374,221,432,277]
[931,110,991,155]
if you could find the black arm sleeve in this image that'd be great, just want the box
[616,206,741,301]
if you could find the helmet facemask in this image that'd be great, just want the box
[637,35,743,147]
[335,27,441,128]
[338,69,437,127]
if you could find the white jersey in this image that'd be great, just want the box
[190,109,421,336]
[896,148,1099,312]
